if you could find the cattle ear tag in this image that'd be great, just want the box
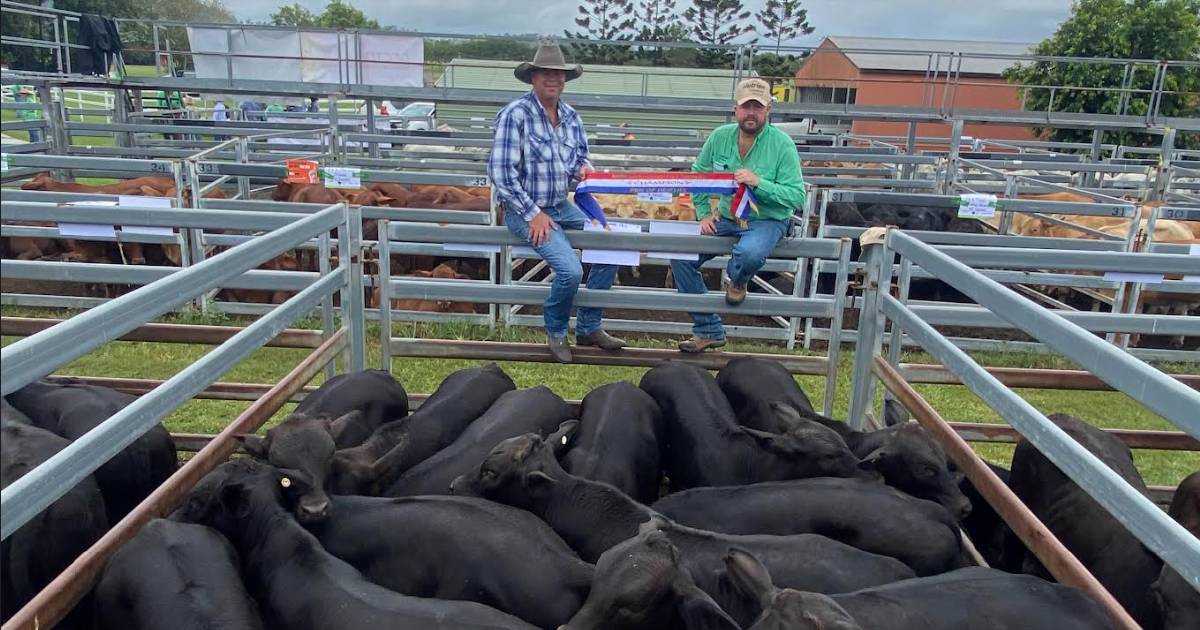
[280,477,292,488]
[561,435,568,445]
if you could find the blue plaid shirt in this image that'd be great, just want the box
[488,92,590,221]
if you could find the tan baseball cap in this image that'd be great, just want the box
[735,78,771,106]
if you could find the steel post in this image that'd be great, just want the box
[847,238,891,428]
[822,238,853,417]
[379,219,393,371]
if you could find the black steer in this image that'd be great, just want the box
[238,412,349,523]
[639,362,861,490]
[716,356,817,433]
[563,382,665,504]
[1152,470,1200,630]
[6,378,177,522]
[94,518,263,630]
[384,385,573,497]
[725,549,1113,630]
[652,477,964,576]
[451,429,915,627]
[180,459,537,630]
[295,369,409,448]
[1009,412,1164,629]
[327,363,515,495]
[307,494,592,628]
[560,521,740,630]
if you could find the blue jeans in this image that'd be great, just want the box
[670,217,788,340]
[505,200,619,338]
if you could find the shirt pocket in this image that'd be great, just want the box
[560,133,579,168]
[524,132,555,164]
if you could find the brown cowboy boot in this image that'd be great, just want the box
[678,336,727,353]
[576,329,627,351]
[547,335,573,363]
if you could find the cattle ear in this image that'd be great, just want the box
[138,185,165,196]
[740,425,783,451]
[329,411,363,443]
[883,399,910,426]
[523,470,557,491]
[768,401,806,431]
[723,547,778,609]
[377,195,394,204]
[414,269,433,277]
[219,482,253,519]
[236,434,270,459]
[546,419,580,456]
[673,580,740,630]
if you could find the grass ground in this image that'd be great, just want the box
[2,305,1196,486]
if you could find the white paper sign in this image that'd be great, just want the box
[322,166,362,189]
[581,221,642,267]
[0,154,9,172]
[637,192,673,203]
[511,245,538,258]
[958,194,998,218]
[58,223,117,238]
[1102,272,1165,284]
[118,196,175,235]
[444,243,501,254]
[1185,244,1200,283]
[646,220,701,261]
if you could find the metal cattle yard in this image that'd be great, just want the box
[2,6,1200,628]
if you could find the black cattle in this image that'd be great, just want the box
[327,363,515,495]
[451,430,915,627]
[307,494,592,628]
[6,378,176,523]
[1152,470,1200,630]
[1009,413,1163,629]
[652,477,963,576]
[957,462,1021,571]
[384,386,573,497]
[2,420,108,629]
[725,550,1114,630]
[239,412,350,523]
[1,398,31,424]
[180,459,537,629]
[94,518,263,630]
[561,520,740,630]
[639,362,861,490]
[826,202,868,227]
[295,369,409,449]
[716,357,816,433]
[771,401,972,519]
[563,382,665,504]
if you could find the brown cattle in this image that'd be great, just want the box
[217,251,301,305]
[21,173,177,196]
[370,263,477,314]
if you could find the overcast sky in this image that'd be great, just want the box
[233,0,1075,44]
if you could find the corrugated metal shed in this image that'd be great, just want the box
[434,58,754,100]
[824,36,1035,75]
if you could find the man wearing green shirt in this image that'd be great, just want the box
[672,78,807,353]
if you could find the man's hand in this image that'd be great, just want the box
[528,211,557,246]
[578,163,596,178]
[699,215,719,235]
[734,168,760,188]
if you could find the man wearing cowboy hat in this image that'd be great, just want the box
[670,77,807,353]
[488,42,626,363]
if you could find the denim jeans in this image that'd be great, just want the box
[504,200,618,338]
[670,217,788,340]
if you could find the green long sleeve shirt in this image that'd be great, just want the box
[691,123,806,222]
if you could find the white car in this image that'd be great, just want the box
[389,101,436,131]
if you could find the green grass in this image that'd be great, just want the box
[2,305,1196,486]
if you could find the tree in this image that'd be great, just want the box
[317,0,381,29]
[270,3,319,26]
[564,0,637,64]
[1005,0,1200,147]
[631,0,684,65]
[681,0,754,68]
[755,0,813,54]
[753,52,803,81]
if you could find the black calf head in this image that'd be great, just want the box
[237,411,358,523]
[448,419,579,500]
[180,459,296,536]
[859,423,972,520]
[752,403,861,478]
[724,547,863,630]
[561,518,739,630]
[1153,564,1200,630]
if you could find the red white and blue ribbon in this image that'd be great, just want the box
[575,171,758,226]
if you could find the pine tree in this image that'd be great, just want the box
[681,0,754,68]
[756,0,814,54]
[564,0,637,64]
[632,0,682,65]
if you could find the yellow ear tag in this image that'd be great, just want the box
[280,477,292,488]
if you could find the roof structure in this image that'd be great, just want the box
[821,36,1035,75]
[434,58,755,100]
